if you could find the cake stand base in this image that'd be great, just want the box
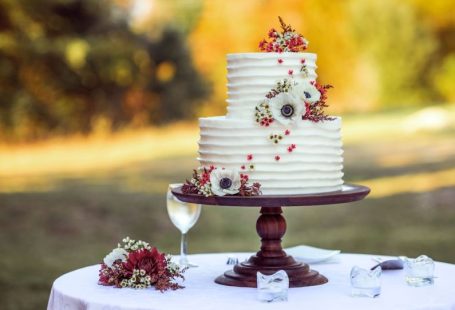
[215,259,327,288]
[171,184,370,288]
[215,207,327,288]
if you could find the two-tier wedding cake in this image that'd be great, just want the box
[183,18,343,196]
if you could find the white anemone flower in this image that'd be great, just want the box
[210,169,241,196]
[269,92,303,126]
[292,81,321,104]
[103,248,128,268]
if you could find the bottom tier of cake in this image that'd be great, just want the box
[198,116,344,195]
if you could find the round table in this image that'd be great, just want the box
[48,253,455,310]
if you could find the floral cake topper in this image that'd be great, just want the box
[259,16,309,52]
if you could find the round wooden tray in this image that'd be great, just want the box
[171,184,370,288]
[172,184,370,208]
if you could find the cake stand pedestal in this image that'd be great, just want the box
[172,184,370,288]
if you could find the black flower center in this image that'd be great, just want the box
[281,104,295,118]
[219,177,232,189]
[304,91,311,99]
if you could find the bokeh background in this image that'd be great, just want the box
[1,0,454,308]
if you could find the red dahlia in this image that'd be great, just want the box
[122,248,166,283]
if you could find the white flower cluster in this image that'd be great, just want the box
[165,254,181,274]
[274,31,309,53]
[103,248,128,268]
[118,237,151,252]
[120,269,152,289]
[191,169,213,197]
[267,79,321,126]
[274,78,296,93]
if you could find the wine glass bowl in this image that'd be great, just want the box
[166,184,201,267]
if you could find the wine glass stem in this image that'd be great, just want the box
[180,232,188,265]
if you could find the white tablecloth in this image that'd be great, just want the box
[48,253,455,310]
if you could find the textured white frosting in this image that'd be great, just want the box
[227,53,317,119]
[199,116,343,195]
[197,52,344,195]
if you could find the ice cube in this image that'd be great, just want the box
[257,270,289,302]
[350,266,381,298]
[403,255,435,287]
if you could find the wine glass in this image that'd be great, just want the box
[166,183,202,267]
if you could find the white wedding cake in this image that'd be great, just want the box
[198,51,343,195]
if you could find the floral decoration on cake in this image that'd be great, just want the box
[254,17,335,164]
[259,16,309,52]
[182,166,261,197]
[99,237,185,292]
[256,78,333,126]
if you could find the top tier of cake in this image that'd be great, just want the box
[226,52,317,119]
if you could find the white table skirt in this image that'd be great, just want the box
[48,253,455,310]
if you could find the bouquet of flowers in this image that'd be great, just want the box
[99,237,185,292]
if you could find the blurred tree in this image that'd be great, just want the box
[434,54,455,102]
[405,0,455,103]
[348,0,437,107]
[0,0,209,141]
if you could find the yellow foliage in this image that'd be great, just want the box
[65,39,90,69]
[156,61,176,83]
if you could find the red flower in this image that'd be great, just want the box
[259,39,267,50]
[240,173,249,181]
[288,69,293,76]
[278,58,283,64]
[275,155,281,161]
[287,144,297,152]
[99,262,126,287]
[284,129,290,135]
[122,248,166,282]
[301,58,305,64]
[241,165,246,170]
[268,28,278,38]
[199,169,211,186]
[247,154,253,161]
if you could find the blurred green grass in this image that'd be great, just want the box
[1,108,455,309]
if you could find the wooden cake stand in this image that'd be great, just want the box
[172,184,370,288]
